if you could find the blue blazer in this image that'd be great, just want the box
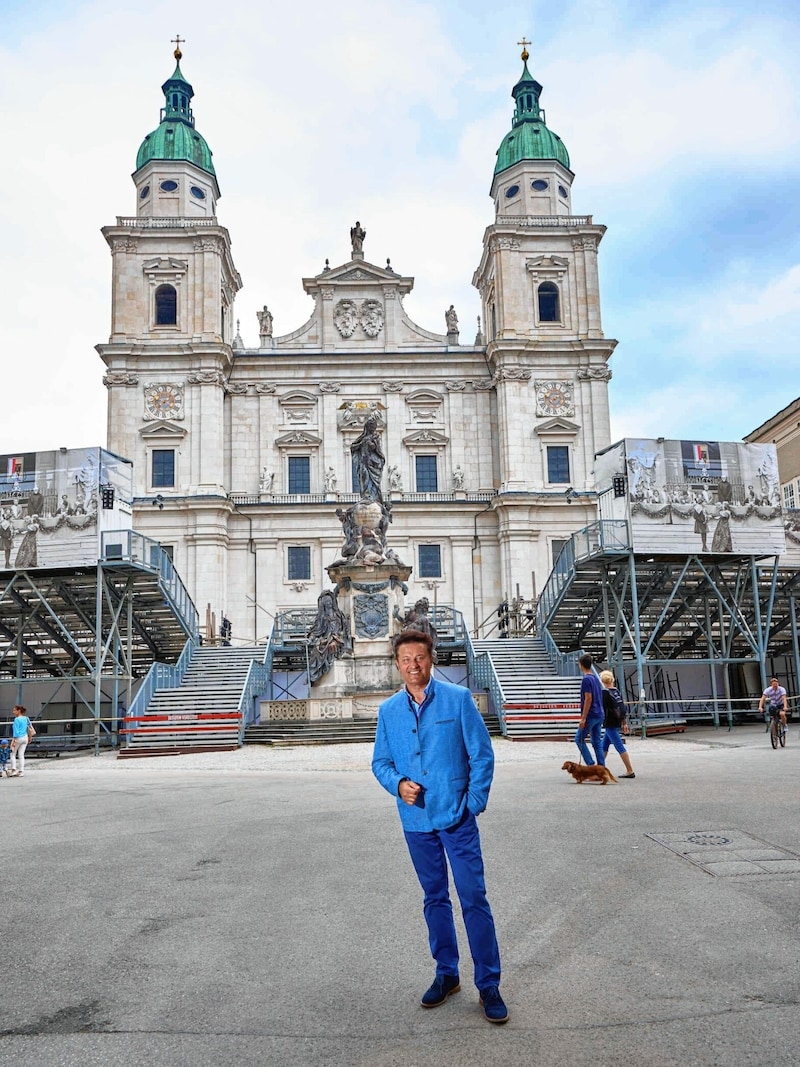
[372,676,494,832]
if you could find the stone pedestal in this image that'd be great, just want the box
[317,558,412,705]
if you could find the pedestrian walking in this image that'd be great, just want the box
[600,670,635,778]
[575,654,605,766]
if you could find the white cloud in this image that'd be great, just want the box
[0,0,799,454]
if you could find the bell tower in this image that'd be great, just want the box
[472,43,617,589]
[97,43,242,624]
[97,42,242,498]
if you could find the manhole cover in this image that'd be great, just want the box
[686,833,732,847]
[647,830,800,877]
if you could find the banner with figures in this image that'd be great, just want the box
[595,439,786,557]
[0,447,132,570]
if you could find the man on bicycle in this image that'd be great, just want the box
[758,678,788,729]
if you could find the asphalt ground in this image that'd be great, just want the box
[1,723,798,1067]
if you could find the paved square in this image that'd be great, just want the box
[3,725,800,1066]
[646,829,800,876]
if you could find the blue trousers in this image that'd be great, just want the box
[575,716,605,765]
[403,811,501,991]
[603,726,628,755]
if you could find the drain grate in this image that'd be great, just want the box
[647,829,800,877]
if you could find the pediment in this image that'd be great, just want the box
[534,417,580,436]
[274,430,322,448]
[279,390,317,408]
[402,429,450,446]
[139,421,187,439]
[302,257,414,299]
[526,255,569,270]
[406,389,443,405]
[319,259,402,283]
[142,257,188,273]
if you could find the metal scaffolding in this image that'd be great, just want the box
[537,520,800,712]
[0,532,197,751]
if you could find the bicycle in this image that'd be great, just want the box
[768,711,786,749]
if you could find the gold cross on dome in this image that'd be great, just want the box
[517,37,530,61]
[171,34,185,59]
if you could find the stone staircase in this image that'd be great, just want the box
[244,709,502,747]
[472,636,582,740]
[119,646,262,758]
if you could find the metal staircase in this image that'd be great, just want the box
[472,636,581,740]
[119,645,263,757]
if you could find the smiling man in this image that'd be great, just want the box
[371,630,507,1024]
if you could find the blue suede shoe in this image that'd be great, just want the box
[479,985,509,1024]
[420,974,461,1008]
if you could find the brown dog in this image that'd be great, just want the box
[562,760,618,784]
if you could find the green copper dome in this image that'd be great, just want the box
[494,58,570,176]
[135,57,216,177]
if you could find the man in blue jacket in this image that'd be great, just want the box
[372,630,507,1024]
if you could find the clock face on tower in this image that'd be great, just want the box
[144,383,184,421]
[535,380,574,418]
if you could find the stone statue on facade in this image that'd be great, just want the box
[452,465,465,490]
[260,467,274,493]
[335,505,359,560]
[445,304,459,334]
[324,466,337,492]
[258,305,273,343]
[388,464,403,492]
[306,589,349,683]
[350,221,366,256]
[395,597,438,647]
[350,416,385,504]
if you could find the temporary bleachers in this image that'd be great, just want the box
[119,645,262,757]
[472,636,582,740]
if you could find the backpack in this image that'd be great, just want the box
[602,687,627,729]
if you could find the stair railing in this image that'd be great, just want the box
[466,631,508,737]
[101,531,199,638]
[237,657,272,743]
[536,519,629,659]
[539,626,582,677]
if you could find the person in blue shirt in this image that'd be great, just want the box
[575,653,606,767]
[10,704,33,777]
[372,630,508,1025]
[0,738,11,777]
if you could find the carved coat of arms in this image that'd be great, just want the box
[354,593,389,638]
[334,299,358,338]
[360,299,384,338]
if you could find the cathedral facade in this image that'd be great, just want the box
[97,46,617,643]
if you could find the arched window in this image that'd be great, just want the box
[155,284,177,326]
[538,282,560,323]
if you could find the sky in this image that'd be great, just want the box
[1,0,799,455]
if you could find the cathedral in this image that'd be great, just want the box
[97,44,617,643]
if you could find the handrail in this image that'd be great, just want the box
[536,519,629,629]
[469,649,508,737]
[101,530,199,637]
[237,658,271,742]
[538,625,581,677]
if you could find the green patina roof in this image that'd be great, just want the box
[135,58,216,176]
[494,59,570,176]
